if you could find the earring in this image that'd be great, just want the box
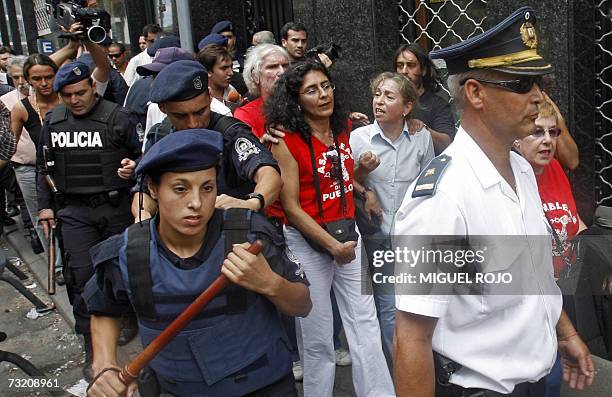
[297,104,302,112]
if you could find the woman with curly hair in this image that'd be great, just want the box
[265,61,394,396]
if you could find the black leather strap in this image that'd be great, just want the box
[126,220,157,321]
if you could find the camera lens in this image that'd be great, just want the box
[87,26,107,43]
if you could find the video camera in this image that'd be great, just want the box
[46,0,111,44]
[306,43,342,63]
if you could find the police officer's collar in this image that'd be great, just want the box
[456,127,531,190]
[151,210,223,269]
[71,97,102,120]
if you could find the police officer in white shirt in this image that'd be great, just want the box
[393,7,595,397]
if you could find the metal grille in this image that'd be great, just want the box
[243,0,293,43]
[398,0,487,51]
[34,0,51,36]
[594,1,612,207]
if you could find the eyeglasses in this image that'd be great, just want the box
[301,81,335,97]
[532,127,561,138]
[460,76,543,94]
[108,53,123,59]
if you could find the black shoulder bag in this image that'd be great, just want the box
[298,134,358,255]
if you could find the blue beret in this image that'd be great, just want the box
[53,61,91,92]
[211,20,232,34]
[149,60,208,103]
[147,35,182,57]
[136,129,223,176]
[430,7,551,76]
[197,33,228,50]
[137,47,194,76]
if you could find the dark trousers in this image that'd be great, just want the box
[436,378,545,397]
[57,194,132,335]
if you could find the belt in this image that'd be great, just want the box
[10,162,34,168]
[437,379,545,397]
[64,190,125,208]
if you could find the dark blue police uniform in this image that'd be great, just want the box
[37,61,141,337]
[83,130,307,396]
[142,60,279,199]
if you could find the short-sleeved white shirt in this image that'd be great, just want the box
[394,127,562,394]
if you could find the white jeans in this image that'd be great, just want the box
[284,226,395,397]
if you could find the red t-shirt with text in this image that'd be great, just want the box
[536,159,579,278]
[283,130,355,224]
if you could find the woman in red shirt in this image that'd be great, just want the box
[265,61,393,396]
[514,98,587,397]
[514,99,586,280]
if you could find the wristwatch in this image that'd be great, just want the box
[245,192,265,212]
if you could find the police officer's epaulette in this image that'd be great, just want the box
[89,233,124,267]
[412,154,452,198]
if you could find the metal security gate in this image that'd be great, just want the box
[243,0,293,43]
[594,1,612,208]
[398,0,487,50]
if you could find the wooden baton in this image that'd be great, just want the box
[118,240,264,385]
[48,227,56,295]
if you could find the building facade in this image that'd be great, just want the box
[0,0,608,223]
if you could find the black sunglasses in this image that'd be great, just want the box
[460,76,543,94]
[532,127,561,138]
[109,52,123,59]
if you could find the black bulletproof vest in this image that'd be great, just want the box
[48,99,133,195]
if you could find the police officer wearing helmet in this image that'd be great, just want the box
[393,7,595,396]
[84,129,311,397]
[132,60,282,221]
[37,60,141,380]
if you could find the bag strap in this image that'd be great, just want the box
[126,220,157,320]
[306,133,348,222]
[222,208,252,314]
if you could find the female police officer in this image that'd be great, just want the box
[83,129,311,397]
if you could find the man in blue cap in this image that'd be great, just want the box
[132,60,282,223]
[36,60,142,381]
[124,45,193,145]
[84,129,311,397]
[393,7,595,396]
[211,20,247,94]
[197,33,228,51]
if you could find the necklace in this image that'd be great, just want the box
[32,93,60,124]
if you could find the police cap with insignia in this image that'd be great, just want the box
[197,33,228,51]
[149,60,208,103]
[430,7,550,76]
[53,61,91,92]
[146,35,182,57]
[136,129,224,176]
[211,20,233,34]
[137,47,194,76]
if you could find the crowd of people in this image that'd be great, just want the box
[0,4,609,397]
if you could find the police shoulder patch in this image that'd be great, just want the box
[235,137,261,161]
[412,154,452,198]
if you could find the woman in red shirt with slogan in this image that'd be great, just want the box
[514,99,587,280]
[264,61,393,397]
[514,98,587,397]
